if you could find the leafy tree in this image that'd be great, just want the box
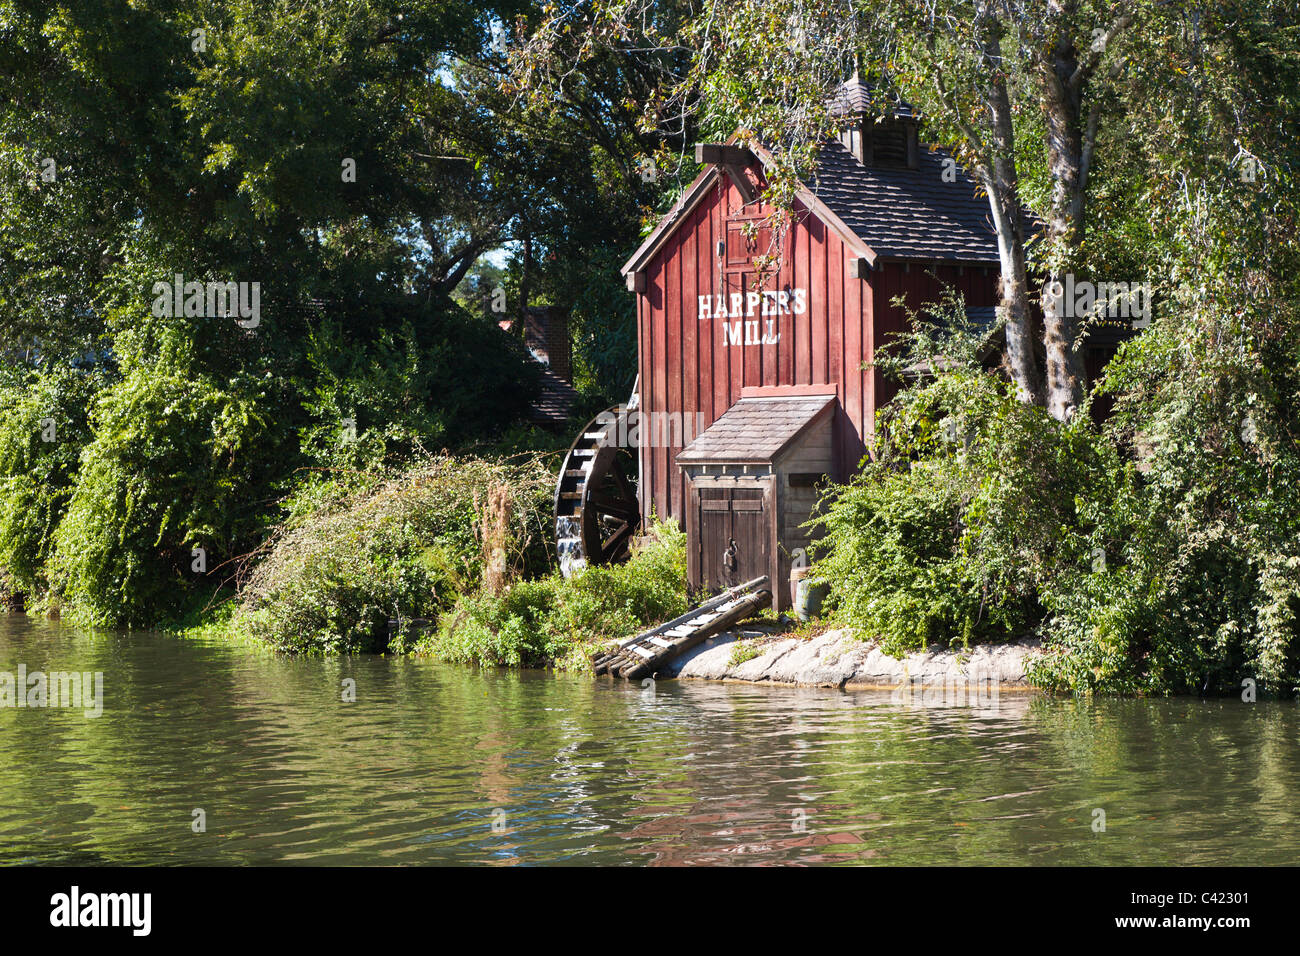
[0,0,583,622]
[514,0,1296,420]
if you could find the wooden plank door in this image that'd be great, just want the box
[696,484,771,593]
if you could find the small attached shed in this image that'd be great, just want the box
[676,392,835,610]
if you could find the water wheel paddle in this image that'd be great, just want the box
[555,405,640,577]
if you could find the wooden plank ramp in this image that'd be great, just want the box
[593,576,771,681]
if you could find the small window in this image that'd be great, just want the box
[725,220,773,268]
[867,120,915,169]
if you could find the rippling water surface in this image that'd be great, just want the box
[1,615,1297,865]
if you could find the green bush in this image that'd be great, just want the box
[815,291,1300,696]
[426,520,687,669]
[47,322,280,627]
[13,274,543,628]
[0,362,109,595]
[814,359,1112,657]
[234,455,553,653]
[1028,304,1300,696]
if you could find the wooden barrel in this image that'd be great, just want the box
[789,564,811,608]
[791,566,828,622]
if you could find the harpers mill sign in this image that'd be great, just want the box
[697,288,807,346]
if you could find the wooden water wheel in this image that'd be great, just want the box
[554,405,640,577]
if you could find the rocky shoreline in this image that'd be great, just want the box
[659,627,1041,690]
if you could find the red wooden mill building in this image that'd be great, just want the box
[610,81,1003,607]
[554,79,1007,609]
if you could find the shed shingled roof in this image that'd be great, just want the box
[810,139,999,264]
[676,395,835,465]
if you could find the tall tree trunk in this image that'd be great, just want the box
[1038,37,1089,421]
[1034,5,1133,422]
[978,12,1044,406]
[990,184,1042,406]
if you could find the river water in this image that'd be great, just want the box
[1,614,1297,865]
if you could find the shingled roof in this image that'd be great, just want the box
[676,395,835,465]
[810,139,999,264]
[621,136,1001,279]
[826,74,917,120]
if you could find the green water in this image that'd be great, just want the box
[0,614,1296,865]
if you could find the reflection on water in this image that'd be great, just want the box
[1,615,1297,865]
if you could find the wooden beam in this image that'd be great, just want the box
[626,271,646,293]
[695,143,752,167]
[741,384,840,399]
[721,165,757,204]
[695,143,758,204]
[848,257,872,279]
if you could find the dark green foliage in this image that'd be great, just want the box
[813,303,1115,657]
[0,361,110,594]
[47,321,283,627]
[0,0,582,624]
[815,291,1300,696]
[298,311,540,470]
[1029,299,1300,696]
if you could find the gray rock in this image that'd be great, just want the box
[662,627,1041,689]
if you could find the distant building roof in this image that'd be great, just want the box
[676,395,835,464]
[959,305,999,335]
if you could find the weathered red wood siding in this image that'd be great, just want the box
[635,173,998,529]
[869,261,1001,412]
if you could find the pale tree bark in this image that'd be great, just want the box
[986,69,1044,405]
[1038,42,1089,420]
[973,5,1044,405]
[1032,3,1134,421]
[929,1,1133,419]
